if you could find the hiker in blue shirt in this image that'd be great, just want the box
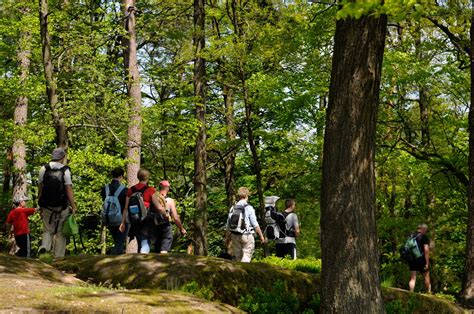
[408,223,431,293]
[226,187,266,262]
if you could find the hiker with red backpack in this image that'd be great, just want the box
[119,169,166,253]
[37,147,77,258]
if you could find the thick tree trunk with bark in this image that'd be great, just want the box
[193,0,208,256]
[461,11,474,306]
[320,11,387,314]
[13,6,31,201]
[122,0,142,187]
[39,0,67,149]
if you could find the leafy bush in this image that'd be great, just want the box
[180,281,214,300]
[238,280,300,313]
[256,255,321,274]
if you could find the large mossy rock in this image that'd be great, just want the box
[0,254,241,313]
[53,253,319,307]
[382,287,466,314]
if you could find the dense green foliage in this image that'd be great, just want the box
[0,0,471,300]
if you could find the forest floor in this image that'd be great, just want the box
[0,254,241,313]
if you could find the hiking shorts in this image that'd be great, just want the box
[409,257,427,273]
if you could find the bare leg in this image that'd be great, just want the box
[423,271,431,293]
[409,271,417,292]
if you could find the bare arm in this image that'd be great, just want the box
[295,225,301,238]
[424,244,430,268]
[254,226,266,243]
[119,196,130,233]
[169,199,186,235]
[65,185,77,213]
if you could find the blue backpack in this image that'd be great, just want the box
[101,184,125,226]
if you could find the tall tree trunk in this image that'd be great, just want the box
[320,9,387,314]
[223,85,236,208]
[461,9,474,306]
[12,5,31,201]
[210,4,236,209]
[193,0,208,256]
[39,0,68,149]
[123,0,142,187]
[241,71,265,221]
[122,0,142,254]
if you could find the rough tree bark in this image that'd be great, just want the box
[122,0,142,254]
[39,0,67,149]
[122,0,142,187]
[462,9,474,306]
[193,0,208,256]
[320,8,387,314]
[12,5,31,201]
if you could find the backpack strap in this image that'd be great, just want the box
[105,184,110,197]
[114,185,125,197]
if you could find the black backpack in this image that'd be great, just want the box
[228,203,247,234]
[264,207,295,240]
[128,185,150,224]
[39,164,68,209]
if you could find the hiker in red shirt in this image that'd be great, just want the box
[6,195,37,258]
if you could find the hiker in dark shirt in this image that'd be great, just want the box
[101,168,128,255]
[408,223,431,293]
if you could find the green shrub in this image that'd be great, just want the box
[180,281,214,300]
[238,280,299,313]
[256,255,321,274]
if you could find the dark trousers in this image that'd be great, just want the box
[154,224,173,253]
[108,224,129,255]
[15,233,31,258]
[276,243,296,260]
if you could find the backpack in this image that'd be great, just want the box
[228,203,247,234]
[128,185,150,224]
[400,233,423,262]
[264,207,294,240]
[152,197,172,226]
[101,184,125,226]
[39,164,68,209]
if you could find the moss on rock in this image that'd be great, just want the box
[54,253,319,307]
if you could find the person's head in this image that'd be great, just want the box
[238,187,250,200]
[137,168,150,183]
[418,223,428,234]
[285,198,296,211]
[51,147,66,162]
[159,180,170,192]
[111,167,124,179]
[13,195,29,208]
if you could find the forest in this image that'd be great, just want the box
[0,0,472,312]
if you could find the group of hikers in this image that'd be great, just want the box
[4,147,301,261]
[4,147,432,293]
